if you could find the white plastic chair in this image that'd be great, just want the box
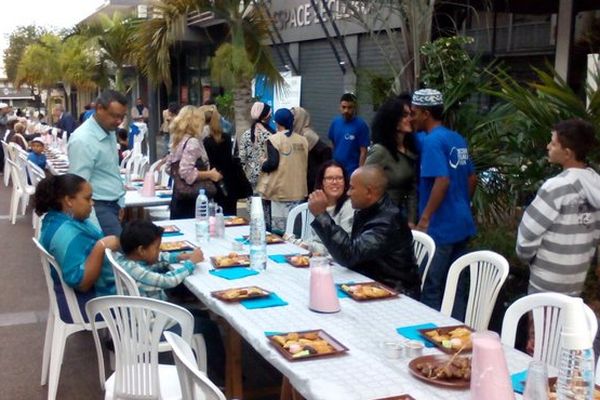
[27,160,46,230]
[105,249,207,372]
[7,158,35,224]
[164,332,226,400]
[1,140,12,186]
[32,237,107,400]
[440,250,509,331]
[501,293,598,368]
[86,295,194,400]
[284,202,314,240]
[412,230,436,290]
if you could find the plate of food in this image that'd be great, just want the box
[408,354,471,388]
[159,240,196,252]
[546,377,600,399]
[224,216,249,226]
[372,396,415,400]
[267,330,348,361]
[285,254,311,268]
[243,233,284,245]
[211,253,251,268]
[162,225,180,233]
[418,325,473,353]
[211,286,270,302]
[339,282,399,301]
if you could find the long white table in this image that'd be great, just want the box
[45,149,172,208]
[158,219,532,400]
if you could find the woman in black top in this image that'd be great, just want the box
[202,105,250,215]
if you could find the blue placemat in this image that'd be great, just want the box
[209,267,258,280]
[336,282,355,298]
[264,331,284,336]
[162,231,184,237]
[268,255,288,263]
[511,370,527,394]
[396,323,438,347]
[235,237,250,244]
[157,193,172,198]
[241,293,288,309]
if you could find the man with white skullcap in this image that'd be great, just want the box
[411,89,477,320]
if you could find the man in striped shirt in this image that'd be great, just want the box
[517,119,600,295]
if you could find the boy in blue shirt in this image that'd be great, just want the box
[28,137,47,170]
[411,89,477,319]
[328,93,370,176]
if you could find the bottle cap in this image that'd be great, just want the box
[199,188,205,195]
[561,297,592,350]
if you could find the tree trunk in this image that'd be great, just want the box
[232,81,252,145]
[115,67,125,93]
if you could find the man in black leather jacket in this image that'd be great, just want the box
[308,165,420,298]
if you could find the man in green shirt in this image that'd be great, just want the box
[68,90,128,236]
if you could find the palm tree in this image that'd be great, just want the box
[77,12,139,92]
[133,0,282,137]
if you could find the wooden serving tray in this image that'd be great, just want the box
[418,325,474,354]
[210,254,251,269]
[339,282,399,301]
[211,286,270,302]
[267,330,348,361]
[159,240,195,252]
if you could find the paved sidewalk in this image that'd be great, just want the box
[0,176,104,399]
[0,174,279,400]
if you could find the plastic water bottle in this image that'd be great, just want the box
[556,298,595,400]
[215,205,225,239]
[208,201,216,237]
[249,196,267,271]
[195,189,209,243]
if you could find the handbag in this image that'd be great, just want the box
[172,138,217,200]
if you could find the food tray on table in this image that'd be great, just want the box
[211,286,270,302]
[285,254,310,268]
[418,325,474,353]
[372,396,416,400]
[211,253,251,268]
[267,330,348,361]
[338,282,399,301]
[224,216,249,226]
[243,233,284,245]
[408,354,471,389]
[162,225,180,233]
[159,240,195,252]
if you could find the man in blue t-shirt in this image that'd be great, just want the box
[411,89,477,319]
[328,93,370,176]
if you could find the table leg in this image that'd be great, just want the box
[224,323,243,399]
[280,376,305,400]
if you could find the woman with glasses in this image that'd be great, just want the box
[365,94,418,225]
[292,160,353,254]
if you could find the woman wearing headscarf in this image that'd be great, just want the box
[238,102,275,191]
[292,106,332,191]
[257,108,308,234]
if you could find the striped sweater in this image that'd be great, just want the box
[516,167,600,295]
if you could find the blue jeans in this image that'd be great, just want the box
[420,239,469,320]
[94,200,122,236]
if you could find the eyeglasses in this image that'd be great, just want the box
[324,176,344,183]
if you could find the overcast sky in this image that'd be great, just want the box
[1,0,105,76]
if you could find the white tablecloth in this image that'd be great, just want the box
[159,219,531,400]
[45,149,171,208]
